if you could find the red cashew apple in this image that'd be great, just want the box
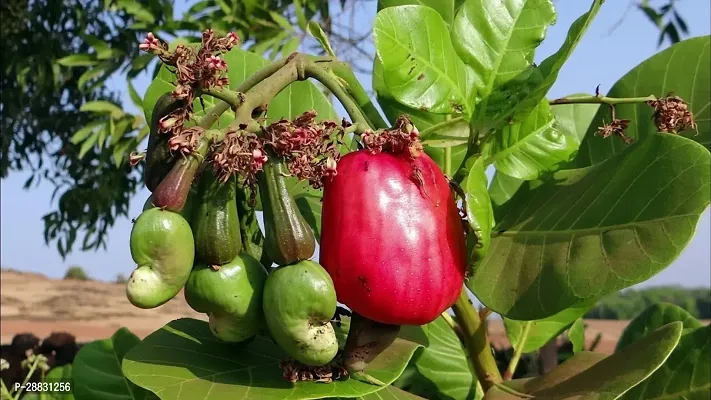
[319,150,467,325]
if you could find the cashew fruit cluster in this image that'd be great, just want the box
[128,86,466,379]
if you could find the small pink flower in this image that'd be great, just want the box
[324,157,338,177]
[226,32,240,46]
[206,56,227,70]
[139,32,161,52]
[159,116,176,131]
[252,149,268,169]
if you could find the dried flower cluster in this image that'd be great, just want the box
[280,359,348,383]
[361,115,423,159]
[647,95,697,134]
[263,110,348,189]
[210,129,266,186]
[140,29,240,154]
[598,118,634,144]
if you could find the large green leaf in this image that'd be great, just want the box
[73,328,151,400]
[514,0,604,119]
[377,0,460,25]
[617,302,704,349]
[484,322,683,399]
[122,318,427,400]
[504,301,595,354]
[615,303,710,399]
[465,157,494,271]
[469,133,711,320]
[576,36,711,167]
[373,5,474,114]
[482,99,578,180]
[452,0,555,125]
[621,326,711,400]
[395,316,483,400]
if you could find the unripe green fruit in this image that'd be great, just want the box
[127,208,195,309]
[263,260,338,366]
[191,170,242,265]
[258,158,316,266]
[184,254,268,343]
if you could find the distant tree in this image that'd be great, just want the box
[63,266,89,281]
[586,286,711,319]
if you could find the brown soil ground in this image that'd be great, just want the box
[2,269,705,355]
[1,269,206,343]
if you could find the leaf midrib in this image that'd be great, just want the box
[492,214,698,238]
[475,2,529,120]
[485,111,556,163]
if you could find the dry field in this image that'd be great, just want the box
[1,269,687,355]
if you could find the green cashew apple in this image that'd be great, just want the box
[263,260,338,366]
[184,254,268,342]
[127,208,195,309]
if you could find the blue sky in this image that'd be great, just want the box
[2,0,710,289]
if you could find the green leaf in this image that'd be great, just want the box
[56,54,98,67]
[294,0,309,31]
[81,34,113,59]
[117,0,156,23]
[504,301,595,354]
[465,157,494,271]
[549,93,601,144]
[77,65,108,89]
[377,0,459,25]
[488,171,523,208]
[122,318,427,400]
[621,325,711,399]
[567,319,585,354]
[127,80,143,109]
[306,21,336,57]
[73,327,151,400]
[469,133,710,320]
[80,100,124,118]
[576,36,711,166]
[483,99,579,180]
[615,303,709,399]
[373,5,473,114]
[395,316,483,400]
[452,0,556,125]
[78,131,99,159]
[639,4,663,28]
[514,0,604,119]
[70,121,103,144]
[484,322,683,399]
[617,302,704,350]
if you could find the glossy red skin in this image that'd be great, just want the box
[319,150,466,326]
